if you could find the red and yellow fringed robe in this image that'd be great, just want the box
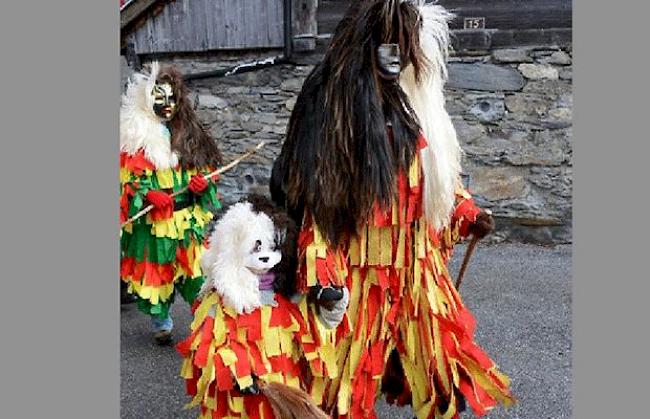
[177,290,321,419]
[296,135,515,419]
[120,149,221,319]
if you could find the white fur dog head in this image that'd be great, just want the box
[200,202,282,314]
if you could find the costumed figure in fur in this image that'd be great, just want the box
[270,1,514,417]
[120,62,222,344]
[177,195,341,419]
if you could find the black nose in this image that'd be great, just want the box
[259,257,269,263]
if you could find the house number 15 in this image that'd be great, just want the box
[464,17,486,29]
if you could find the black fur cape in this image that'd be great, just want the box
[270,0,426,247]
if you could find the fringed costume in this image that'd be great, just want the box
[120,62,222,340]
[178,292,312,419]
[297,147,514,418]
[177,197,330,419]
[270,1,514,417]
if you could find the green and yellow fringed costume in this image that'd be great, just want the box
[297,136,515,419]
[120,149,220,320]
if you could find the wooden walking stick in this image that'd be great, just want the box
[455,234,480,290]
[455,209,493,290]
[121,141,268,228]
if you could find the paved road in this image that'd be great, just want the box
[121,243,571,418]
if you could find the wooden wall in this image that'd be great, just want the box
[126,0,286,54]
[441,0,572,30]
[317,0,572,49]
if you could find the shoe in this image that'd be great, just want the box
[153,330,173,346]
[120,281,137,304]
[121,293,137,305]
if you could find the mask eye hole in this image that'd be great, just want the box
[253,240,262,253]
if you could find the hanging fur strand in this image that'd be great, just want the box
[271,0,426,247]
[260,382,331,419]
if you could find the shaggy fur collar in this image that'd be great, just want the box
[119,62,179,170]
[400,4,462,232]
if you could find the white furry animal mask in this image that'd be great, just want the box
[400,4,462,232]
[199,202,282,314]
[120,61,179,170]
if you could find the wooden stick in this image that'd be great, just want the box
[121,141,268,228]
[455,235,480,290]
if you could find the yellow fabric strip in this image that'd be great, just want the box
[431,317,451,394]
[359,225,367,266]
[129,282,174,304]
[367,225,380,266]
[191,293,218,330]
[263,328,281,357]
[155,168,175,189]
[349,236,360,266]
[380,227,393,266]
[306,245,317,287]
[218,348,238,367]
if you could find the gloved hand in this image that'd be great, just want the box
[310,285,345,311]
[236,375,260,395]
[317,287,349,329]
[188,174,209,194]
[146,190,173,208]
[468,210,495,239]
[145,190,174,219]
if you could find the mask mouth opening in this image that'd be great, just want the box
[378,43,402,78]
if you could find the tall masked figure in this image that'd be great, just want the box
[120,63,222,344]
[271,1,515,417]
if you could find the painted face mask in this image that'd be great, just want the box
[152,82,177,121]
[377,43,401,79]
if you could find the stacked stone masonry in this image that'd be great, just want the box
[122,45,572,244]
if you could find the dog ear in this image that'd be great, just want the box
[271,210,299,298]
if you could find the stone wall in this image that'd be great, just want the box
[446,45,572,244]
[122,45,572,244]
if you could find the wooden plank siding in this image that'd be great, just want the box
[127,0,286,54]
[441,0,572,30]
[317,0,572,49]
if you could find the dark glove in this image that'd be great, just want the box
[468,210,495,239]
[317,287,349,329]
[309,285,345,311]
[188,174,209,194]
[235,375,260,395]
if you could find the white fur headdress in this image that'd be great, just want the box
[119,61,178,169]
[400,3,462,232]
[199,202,279,314]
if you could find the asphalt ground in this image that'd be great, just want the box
[121,243,571,418]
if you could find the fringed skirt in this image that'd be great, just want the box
[297,155,515,418]
[177,292,315,419]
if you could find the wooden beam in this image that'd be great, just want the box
[120,0,161,31]
[317,0,350,35]
[317,0,572,34]
[293,0,318,51]
[299,27,571,64]
[442,0,572,30]
[293,0,318,36]
[451,28,572,51]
